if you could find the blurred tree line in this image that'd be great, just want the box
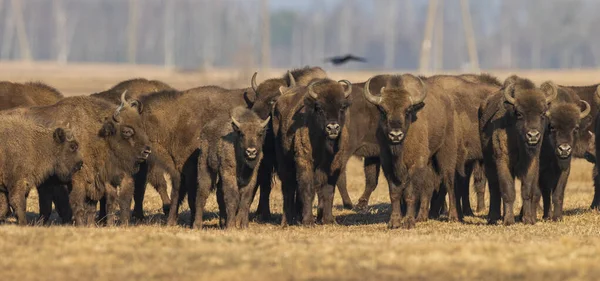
[0,0,598,71]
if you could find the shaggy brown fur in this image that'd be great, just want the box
[193,107,270,229]
[274,77,381,226]
[1,95,151,226]
[363,74,459,228]
[91,78,175,105]
[0,81,63,110]
[539,87,591,221]
[0,116,83,225]
[479,76,558,225]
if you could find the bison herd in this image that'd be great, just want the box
[0,67,598,229]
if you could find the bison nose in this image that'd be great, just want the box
[74,160,83,171]
[557,144,572,158]
[141,146,152,159]
[245,147,258,159]
[526,130,541,145]
[325,123,340,139]
[388,129,404,143]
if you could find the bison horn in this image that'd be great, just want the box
[363,77,382,105]
[307,81,319,100]
[113,90,127,122]
[287,71,296,87]
[251,72,259,95]
[503,83,516,105]
[260,116,271,128]
[411,77,428,105]
[338,80,353,98]
[580,100,591,119]
[231,116,242,129]
[541,81,558,104]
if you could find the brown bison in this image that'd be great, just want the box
[0,81,63,110]
[0,116,83,225]
[539,87,591,221]
[274,77,382,226]
[193,107,270,229]
[363,74,459,228]
[1,93,151,226]
[479,76,557,225]
[91,78,175,222]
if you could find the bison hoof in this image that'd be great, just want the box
[388,215,403,229]
[503,216,515,226]
[591,202,600,210]
[343,202,354,210]
[552,215,563,222]
[522,215,536,225]
[401,217,416,229]
[463,208,475,217]
[321,216,336,225]
[355,200,369,213]
[162,205,170,216]
[415,213,428,222]
[301,219,315,227]
[254,212,272,223]
[448,214,460,222]
[192,223,202,230]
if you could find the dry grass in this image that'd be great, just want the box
[1,63,600,281]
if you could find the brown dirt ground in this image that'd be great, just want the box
[1,62,600,281]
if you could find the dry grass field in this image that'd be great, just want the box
[1,62,600,281]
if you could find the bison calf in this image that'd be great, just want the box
[0,116,83,225]
[193,107,270,229]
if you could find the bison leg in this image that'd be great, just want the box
[235,184,255,229]
[132,162,149,220]
[10,180,30,226]
[335,169,353,210]
[158,173,172,216]
[0,192,8,221]
[520,159,540,225]
[84,199,98,227]
[37,185,54,225]
[356,157,380,212]
[166,173,183,226]
[220,176,239,229]
[193,164,214,230]
[496,160,516,226]
[216,180,227,228]
[484,160,502,224]
[459,163,475,217]
[591,164,600,210]
[118,176,134,226]
[253,154,274,222]
[381,158,402,229]
[473,162,487,213]
[296,161,315,226]
[551,168,570,222]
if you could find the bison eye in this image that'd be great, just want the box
[69,143,79,152]
[515,111,523,119]
[122,127,135,138]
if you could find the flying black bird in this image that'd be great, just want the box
[324,54,367,66]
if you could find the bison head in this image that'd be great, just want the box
[545,100,591,169]
[99,91,152,173]
[304,79,353,141]
[249,71,296,120]
[363,74,427,145]
[503,77,557,149]
[53,126,83,182]
[231,107,270,166]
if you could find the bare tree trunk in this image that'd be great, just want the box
[127,0,138,64]
[291,17,301,67]
[433,0,444,71]
[11,0,32,61]
[419,0,438,73]
[384,0,397,69]
[164,0,174,69]
[201,1,213,69]
[313,8,325,67]
[260,0,270,71]
[460,0,479,71]
[0,0,14,60]
[339,3,351,56]
[54,0,68,64]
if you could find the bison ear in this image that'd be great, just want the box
[130,100,143,114]
[53,128,67,144]
[231,121,240,132]
[410,102,425,113]
[99,121,116,137]
[243,91,255,108]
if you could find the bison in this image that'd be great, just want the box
[539,87,591,221]
[363,74,459,228]
[1,92,152,226]
[479,76,557,225]
[193,107,270,229]
[0,116,83,225]
[0,81,63,110]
